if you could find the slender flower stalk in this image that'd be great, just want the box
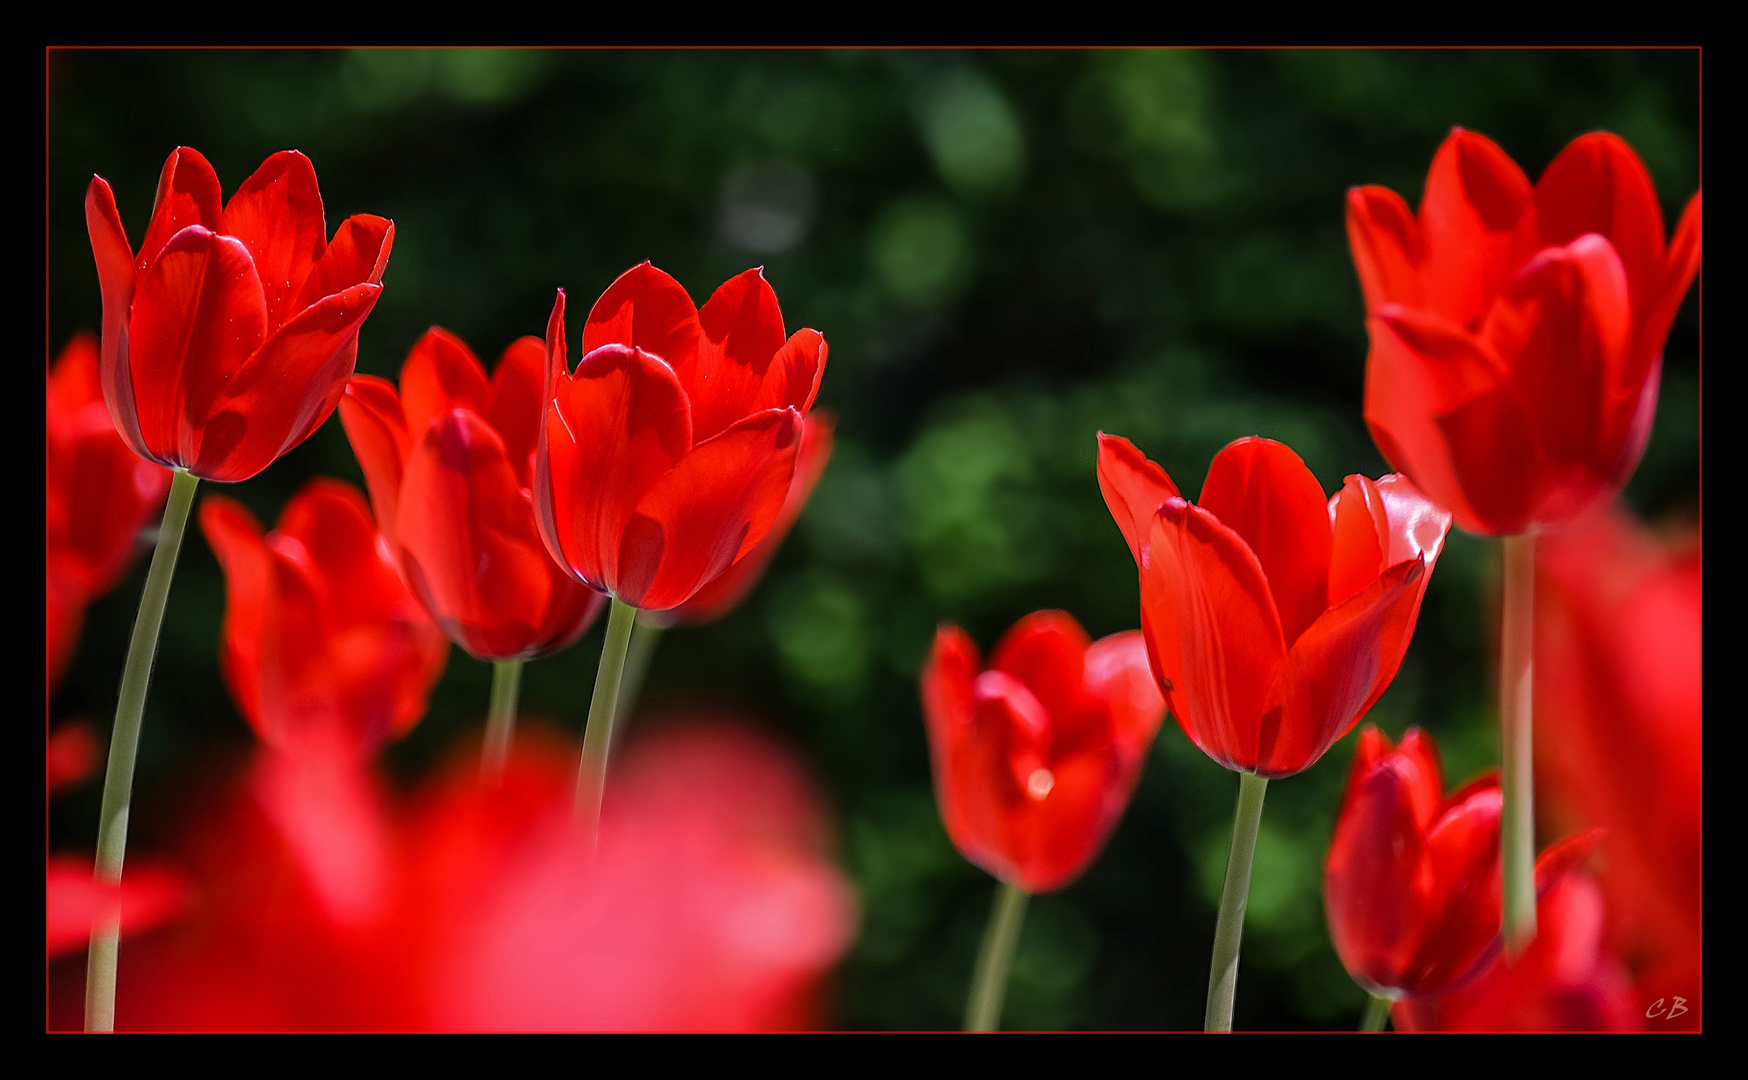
[85,468,199,1032]
[964,880,1030,1032]
[1361,994,1392,1032]
[575,598,638,841]
[1500,533,1538,951]
[1206,771,1269,1032]
[481,659,525,783]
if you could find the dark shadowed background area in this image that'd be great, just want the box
[47,48,1699,1030]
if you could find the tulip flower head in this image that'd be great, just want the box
[1350,129,1701,536]
[922,611,1166,893]
[85,147,394,482]
[339,328,608,660]
[534,263,827,611]
[1097,434,1451,778]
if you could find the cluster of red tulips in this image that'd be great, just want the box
[48,127,1699,1031]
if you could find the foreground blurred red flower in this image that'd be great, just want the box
[1325,726,1501,999]
[923,611,1164,893]
[85,147,393,482]
[1098,434,1451,777]
[1535,505,1700,1029]
[339,328,606,659]
[534,263,826,611]
[1350,129,1701,535]
[199,479,449,763]
[46,332,172,691]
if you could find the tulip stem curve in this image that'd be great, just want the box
[965,879,1030,1032]
[481,659,525,783]
[1360,993,1391,1032]
[1500,532,1537,952]
[1205,770,1269,1032]
[85,468,200,1032]
[610,615,663,753]
[575,597,638,844]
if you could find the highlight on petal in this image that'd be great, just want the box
[136,147,224,273]
[1346,184,1425,312]
[1373,473,1451,572]
[1095,432,1181,564]
[401,327,490,444]
[581,262,702,376]
[689,268,787,440]
[338,375,411,543]
[221,150,328,332]
[1418,128,1535,326]
[1198,437,1332,647]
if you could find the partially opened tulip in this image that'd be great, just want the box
[922,611,1164,1029]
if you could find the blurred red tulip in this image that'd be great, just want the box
[199,479,449,763]
[533,263,826,611]
[1535,505,1701,1029]
[1325,726,1502,999]
[1098,434,1451,778]
[85,147,393,482]
[46,855,188,961]
[922,611,1165,893]
[339,328,607,659]
[47,721,101,796]
[1350,129,1701,536]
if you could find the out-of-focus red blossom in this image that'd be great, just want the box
[338,328,606,659]
[46,332,172,692]
[85,147,393,483]
[1350,129,1701,536]
[1098,434,1451,778]
[653,412,835,626]
[922,611,1165,893]
[47,721,101,795]
[1325,726,1502,999]
[1393,839,1642,1032]
[199,479,449,764]
[1535,504,1700,1029]
[46,856,188,960]
[534,263,827,611]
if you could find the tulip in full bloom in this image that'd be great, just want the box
[339,328,607,659]
[1098,434,1451,777]
[922,611,1165,892]
[1325,726,1503,999]
[85,147,393,482]
[534,263,826,611]
[1350,129,1701,535]
[199,479,449,763]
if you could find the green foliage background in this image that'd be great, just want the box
[47,49,1700,1031]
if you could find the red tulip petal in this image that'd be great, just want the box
[582,262,702,376]
[1534,133,1666,312]
[136,147,223,273]
[1629,190,1701,398]
[1326,749,1431,994]
[1338,725,1392,809]
[273,479,405,635]
[293,214,394,312]
[1327,474,1388,609]
[623,407,801,610]
[45,856,188,960]
[1082,629,1166,754]
[1374,473,1451,571]
[1346,184,1425,312]
[1199,437,1332,648]
[200,496,273,727]
[46,721,101,795]
[1395,727,1446,824]
[539,342,692,594]
[971,669,1054,802]
[338,375,411,543]
[1407,781,1503,993]
[127,226,268,471]
[1095,432,1181,564]
[220,150,328,332]
[751,327,827,416]
[255,534,344,754]
[1262,558,1425,777]
[46,413,170,597]
[188,282,380,482]
[48,332,104,417]
[690,268,788,441]
[1140,499,1284,773]
[401,327,490,446]
[989,610,1092,748]
[85,177,149,459]
[486,337,547,491]
[1418,128,1535,326]
[921,623,981,759]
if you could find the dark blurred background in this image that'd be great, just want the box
[46,49,1699,1031]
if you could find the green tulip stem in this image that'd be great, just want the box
[1361,993,1392,1032]
[85,468,200,1032]
[1500,532,1538,952]
[480,658,525,783]
[1205,770,1269,1032]
[964,879,1030,1032]
[574,597,638,844]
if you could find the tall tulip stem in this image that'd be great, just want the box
[481,658,525,783]
[574,597,638,843]
[1361,993,1392,1032]
[1500,532,1537,952]
[609,615,663,753]
[85,468,199,1032]
[964,879,1030,1032]
[1205,770,1269,1032]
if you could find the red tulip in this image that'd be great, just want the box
[1325,726,1502,999]
[46,856,187,961]
[339,328,607,659]
[1350,129,1701,536]
[199,479,449,763]
[47,721,101,796]
[85,147,394,482]
[46,332,172,690]
[1098,434,1451,778]
[655,412,835,626]
[922,611,1165,893]
[533,263,826,611]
